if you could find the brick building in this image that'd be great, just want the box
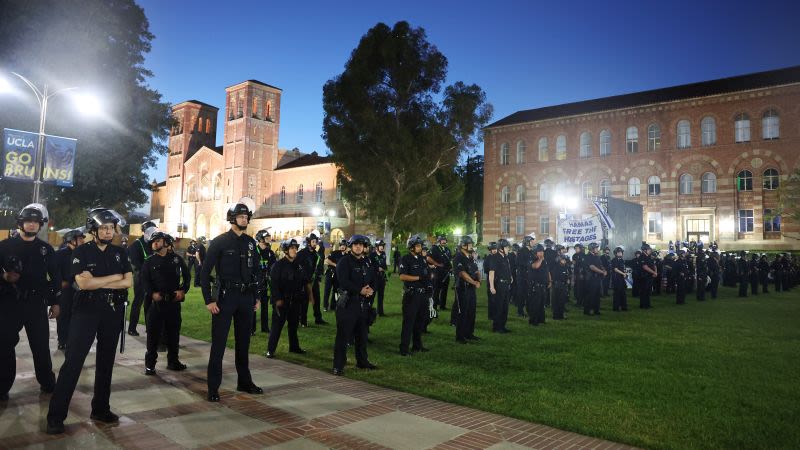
[483,66,800,250]
[150,80,377,242]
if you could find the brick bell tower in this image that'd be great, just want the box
[163,100,218,233]
[222,80,282,208]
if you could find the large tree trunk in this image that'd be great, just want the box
[384,218,393,270]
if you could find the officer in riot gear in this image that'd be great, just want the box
[324,239,347,310]
[572,243,586,307]
[47,208,132,434]
[297,231,326,326]
[266,239,310,358]
[551,252,570,320]
[584,243,606,315]
[252,229,276,335]
[453,235,481,343]
[639,243,657,309]
[484,242,498,321]
[370,239,388,316]
[489,239,513,332]
[127,220,158,336]
[398,235,430,355]
[515,235,534,317]
[55,228,86,349]
[199,198,263,402]
[527,243,550,324]
[428,235,452,310]
[674,249,689,305]
[611,247,628,311]
[0,203,60,401]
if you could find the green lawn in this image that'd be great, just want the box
[164,276,799,450]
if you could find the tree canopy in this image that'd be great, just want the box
[322,21,492,244]
[0,0,171,228]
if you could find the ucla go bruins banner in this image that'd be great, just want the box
[42,134,76,187]
[2,128,76,187]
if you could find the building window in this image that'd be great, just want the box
[762,109,780,139]
[540,216,550,235]
[600,130,611,156]
[213,173,222,200]
[206,118,212,134]
[648,212,662,233]
[628,177,640,197]
[538,183,549,201]
[236,93,243,118]
[763,168,779,190]
[647,176,661,196]
[679,174,693,194]
[538,137,548,161]
[501,216,510,234]
[701,172,717,193]
[500,143,510,165]
[185,178,197,202]
[677,120,691,149]
[280,186,286,204]
[599,179,610,197]
[579,132,592,158]
[626,126,639,153]
[501,186,510,203]
[737,170,753,191]
[315,181,323,202]
[556,135,566,160]
[516,216,525,235]
[738,209,754,233]
[516,185,526,202]
[336,183,342,200]
[764,209,781,232]
[516,140,526,164]
[647,124,661,151]
[701,116,716,146]
[296,184,304,203]
[582,181,593,199]
[265,101,272,120]
[735,113,751,143]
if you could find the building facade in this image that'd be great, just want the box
[483,66,800,250]
[151,80,376,242]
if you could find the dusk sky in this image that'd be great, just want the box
[137,0,800,191]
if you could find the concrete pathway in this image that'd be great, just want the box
[0,322,636,449]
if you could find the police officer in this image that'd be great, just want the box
[488,239,512,333]
[543,238,557,307]
[737,252,749,297]
[484,242,498,321]
[428,235,452,310]
[47,208,132,434]
[252,229,276,335]
[674,250,688,305]
[297,232,326,326]
[266,239,310,358]
[194,236,207,286]
[332,235,377,375]
[0,204,59,401]
[708,252,720,299]
[600,247,612,297]
[572,243,586,307]
[508,243,519,309]
[453,236,480,343]
[398,235,430,355]
[759,254,770,294]
[528,244,550,325]
[696,252,708,301]
[515,236,534,317]
[324,239,347,311]
[186,239,200,286]
[200,199,263,402]
[551,253,570,320]
[583,243,605,315]
[611,246,628,311]
[55,228,85,350]
[639,244,657,309]
[127,220,157,336]
[140,231,190,375]
[748,254,759,296]
[631,249,642,297]
[370,239,388,317]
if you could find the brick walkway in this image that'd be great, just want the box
[0,323,636,449]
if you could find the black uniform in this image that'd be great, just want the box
[489,252,512,331]
[527,256,549,324]
[55,245,76,348]
[584,252,603,315]
[639,253,655,309]
[200,230,262,394]
[392,248,401,272]
[0,235,59,396]
[630,254,641,297]
[600,252,611,297]
[268,256,309,354]
[484,252,497,320]
[297,245,324,325]
[759,258,770,293]
[399,253,429,353]
[737,257,749,297]
[253,244,276,334]
[333,252,376,371]
[707,255,720,298]
[674,257,688,304]
[186,242,200,287]
[430,244,452,310]
[551,258,570,319]
[572,251,586,306]
[453,250,479,342]
[544,247,557,306]
[141,252,190,369]
[127,237,152,334]
[47,241,130,424]
[370,249,388,316]
[749,257,759,295]
[695,256,708,301]
[515,247,532,316]
[611,256,628,311]
[324,250,345,310]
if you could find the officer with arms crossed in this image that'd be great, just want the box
[141,231,190,375]
[0,204,60,401]
[266,238,310,358]
[47,208,131,434]
[55,229,85,350]
[332,235,377,376]
[398,235,430,355]
[200,198,263,402]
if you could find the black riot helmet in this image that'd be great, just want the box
[197,236,206,245]
[522,235,534,246]
[488,241,498,251]
[255,229,271,242]
[534,243,545,253]
[459,235,474,248]
[614,246,624,255]
[281,239,300,252]
[511,243,521,252]
[437,235,447,244]
[497,238,510,249]
[17,203,48,228]
[348,234,370,247]
[141,220,157,233]
[407,234,424,250]
[86,208,125,245]
[163,233,175,247]
[338,239,348,248]
[375,239,386,248]
[63,228,85,244]
[641,242,652,252]
[544,238,554,247]
[227,197,255,224]
[588,242,600,251]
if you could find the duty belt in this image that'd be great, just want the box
[221,280,257,293]
[497,279,511,283]
[404,287,427,294]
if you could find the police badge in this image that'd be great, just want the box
[115,253,121,263]
[40,246,47,256]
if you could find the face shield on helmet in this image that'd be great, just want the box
[86,208,125,245]
[227,197,255,228]
[17,203,49,237]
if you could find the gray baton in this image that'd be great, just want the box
[120,300,128,353]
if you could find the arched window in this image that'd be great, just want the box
[763,109,780,139]
[763,168,779,190]
[599,179,610,197]
[253,96,259,118]
[296,184,304,203]
[735,113,751,142]
[538,137,548,161]
[582,181,593,199]
[200,166,211,200]
[680,174,693,194]
[677,120,691,149]
[556,135,566,160]
[647,176,661,196]
[500,143,510,165]
[213,173,222,200]
[236,93,243,118]
[315,181,323,202]
[501,186,510,203]
[516,140,526,164]
[701,116,716,146]
[205,118,212,134]
[626,127,639,153]
[265,101,272,120]
[538,184,548,201]
[647,124,661,151]
[737,170,753,191]
[600,130,611,156]
[701,172,717,193]
[185,177,197,202]
[280,186,286,204]
[580,132,592,158]
[517,185,526,202]
[628,177,641,197]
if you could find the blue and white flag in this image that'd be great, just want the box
[592,200,615,229]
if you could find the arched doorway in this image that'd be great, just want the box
[196,214,207,239]
[209,213,222,238]
[331,228,344,243]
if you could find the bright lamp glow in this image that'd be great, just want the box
[454,227,463,235]
[312,207,322,216]
[565,197,579,210]
[0,76,12,93]
[328,210,336,217]
[72,92,101,116]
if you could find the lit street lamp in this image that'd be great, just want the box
[552,193,579,218]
